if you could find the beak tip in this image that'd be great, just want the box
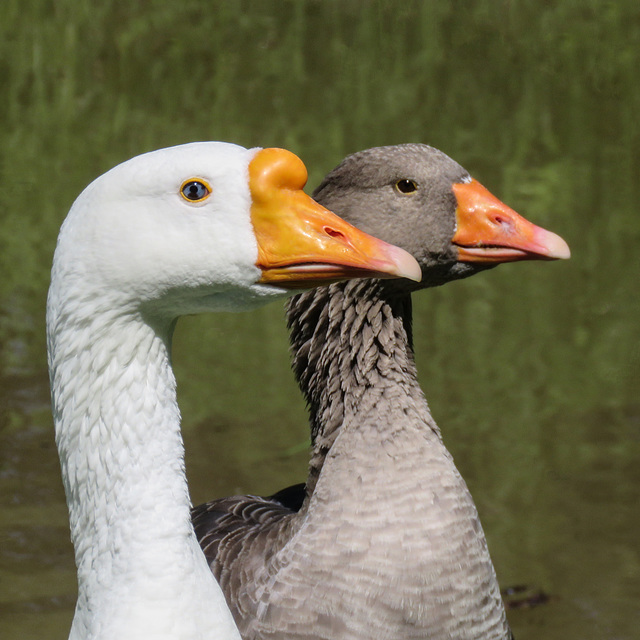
[389,248,422,282]
[540,231,571,260]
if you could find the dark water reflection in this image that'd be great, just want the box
[1,2,639,639]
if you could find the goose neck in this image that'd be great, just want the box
[47,303,239,639]
[287,280,437,493]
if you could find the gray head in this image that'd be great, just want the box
[312,144,569,290]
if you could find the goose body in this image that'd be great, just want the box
[193,144,570,639]
[47,142,420,640]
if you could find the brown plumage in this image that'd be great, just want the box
[193,144,569,639]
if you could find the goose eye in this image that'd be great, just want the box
[395,179,418,194]
[180,180,211,202]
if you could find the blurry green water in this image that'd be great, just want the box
[0,1,638,638]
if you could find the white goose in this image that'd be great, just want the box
[46,142,421,640]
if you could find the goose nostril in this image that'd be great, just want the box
[324,226,346,240]
[493,215,513,230]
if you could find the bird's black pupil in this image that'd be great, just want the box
[183,181,207,200]
[397,179,417,193]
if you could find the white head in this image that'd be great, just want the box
[48,141,421,329]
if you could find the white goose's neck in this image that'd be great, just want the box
[48,296,240,640]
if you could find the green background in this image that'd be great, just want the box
[0,1,638,638]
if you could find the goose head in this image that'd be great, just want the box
[312,144,570,290]
[49,142,421,326]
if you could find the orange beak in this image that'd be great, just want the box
[452,179,570,263]
[249,148,422,288]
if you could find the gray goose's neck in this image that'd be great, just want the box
[286,280,512,639]
[288,278,437,495]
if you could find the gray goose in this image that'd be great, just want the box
[192,144,570,640]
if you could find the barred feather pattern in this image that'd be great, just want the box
[194,279,512,640]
